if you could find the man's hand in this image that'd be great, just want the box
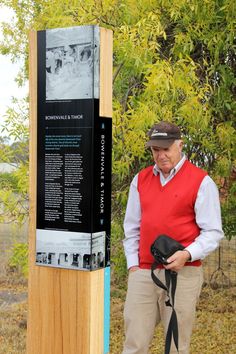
[129,266,140,273]
[164,250,191,272]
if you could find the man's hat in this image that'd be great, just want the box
[146,121,181,148]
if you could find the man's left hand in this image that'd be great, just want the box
[164,250,191,272]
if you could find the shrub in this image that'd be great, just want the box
[111,220,127,286]
[8,242,28,277]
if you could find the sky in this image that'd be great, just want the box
[0,6,28,130]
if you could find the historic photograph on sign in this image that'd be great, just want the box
[46,25,100,100]
[36,229,106,270]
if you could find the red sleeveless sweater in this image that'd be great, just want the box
[137,160,207,269]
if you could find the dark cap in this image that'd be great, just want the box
[146,121,181,148]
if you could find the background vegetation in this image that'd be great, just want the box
[0,0,235,279]
[0,1,235,353]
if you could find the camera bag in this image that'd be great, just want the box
[150,234,184,354]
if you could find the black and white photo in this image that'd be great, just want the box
[46,26,99,100]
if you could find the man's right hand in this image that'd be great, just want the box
[129,266,140,273]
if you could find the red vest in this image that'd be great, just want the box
[137,160,207,268]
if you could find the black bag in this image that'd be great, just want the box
[151,234,184,265]
[150,234,184,354]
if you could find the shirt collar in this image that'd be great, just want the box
[153,154,186,177]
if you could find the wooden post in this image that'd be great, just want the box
[27,27,112,354]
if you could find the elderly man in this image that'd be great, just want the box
[122,121,223,354]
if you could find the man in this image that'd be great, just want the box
[122,121,223,354]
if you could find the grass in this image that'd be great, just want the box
[110,284,236,354]
[1,223,236,352]
[1,277,235,354]
[1,245,236,354]
[0,276,27,354]
[0,301,27,354]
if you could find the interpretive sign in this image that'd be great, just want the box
[36,26,111,271]
[28,26,112,354]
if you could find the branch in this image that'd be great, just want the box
[113,61,124,84]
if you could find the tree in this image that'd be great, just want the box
[0,97,29,223]
[0,0,235,237]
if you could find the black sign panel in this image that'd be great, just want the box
[36,26,111,270]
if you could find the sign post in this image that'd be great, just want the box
[27,26,112,354]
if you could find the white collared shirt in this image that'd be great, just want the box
[123,156,224,269]
[153,154,187,185]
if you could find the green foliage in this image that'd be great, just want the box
[8,242,28,277]
[111,220,127,284]
[0,0,235,240]
[0,98,29,224]
[0,172,19,190]
[221,181,236,240]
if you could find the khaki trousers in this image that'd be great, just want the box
[122,267,203,354]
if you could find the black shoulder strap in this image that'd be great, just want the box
[151,262,167,291]
[151,263,179,354]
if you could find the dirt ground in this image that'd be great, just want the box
[110,283,236,354]
[0,273,236,354]
[0,276,27,354]
[0,224,236,353]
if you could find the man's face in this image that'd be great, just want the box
[151,140,183,175]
